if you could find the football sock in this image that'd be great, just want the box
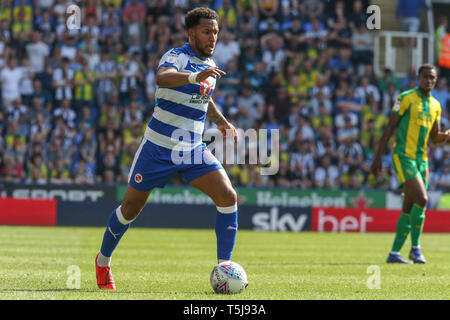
[97,252,111,267]
[391,212,411,253]
[215,204,238,261]
[99,206,134,264]
[410,204,426,247]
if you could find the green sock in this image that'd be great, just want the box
[410,204,426,247]
[391,212,411,252]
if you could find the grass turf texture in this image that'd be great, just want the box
[0,226,449,300]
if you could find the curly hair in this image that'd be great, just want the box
[185,7,218,30]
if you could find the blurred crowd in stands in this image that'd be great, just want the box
[0,0,449,191]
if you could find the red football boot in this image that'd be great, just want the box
[95,253,116,290]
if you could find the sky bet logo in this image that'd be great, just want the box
[66,5,81,30]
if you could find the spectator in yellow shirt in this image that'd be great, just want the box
[74,59,96,108]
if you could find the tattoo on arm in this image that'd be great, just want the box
[207,99,227,125]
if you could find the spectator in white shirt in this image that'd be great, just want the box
[290,139,315,177]
[84,42,100,71]
[289,115,315,142]
[308,76,333,116]
[261,33,285,74]
[26,31,49,75]
[437,164,450,190]
[52,57,74,102]
[354,76,380,104]
[61,35,78,60]
[7,97,28,122]
[53,98,77,128]
[236,86,263,130]
[334,104,358,131]
[351,22,374,72]
[337,115,360,143]
[213,31,240,71]
[19,57,35,102]
[119,52,143,104]
[96,51,117,107]
[337,136,364,170]
[314,154,340,188]
[81,14,101,44]
[37,0,54,10]
[0,58,23,108]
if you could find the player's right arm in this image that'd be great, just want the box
[370,95,407,176]
[155,50,226,87]
[156,66,226,87]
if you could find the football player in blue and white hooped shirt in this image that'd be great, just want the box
[95,7,240,290]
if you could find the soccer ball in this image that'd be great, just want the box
[210,261,248,294]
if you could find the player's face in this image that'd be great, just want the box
[418,68,438,92]
[190,18,219,58]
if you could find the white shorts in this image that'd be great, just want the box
[401,17,420,33]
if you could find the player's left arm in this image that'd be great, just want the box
[207,99,238,142]
[430,121,450,144]
[430,104,450,144]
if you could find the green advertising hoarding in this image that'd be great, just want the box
[116,186,386,208]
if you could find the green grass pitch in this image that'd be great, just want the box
[0,225,449,300]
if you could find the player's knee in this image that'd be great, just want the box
[416,194,428,207]
[121,198,144,221]
[216,187,237,207]
[229,188,238,205]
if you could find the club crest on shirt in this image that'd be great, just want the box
[204,149,214,159]
[200,80,213,95]
[200,76,215,95]
[393,99,401,112]
[134,173,143,184]
[190,77,215,103]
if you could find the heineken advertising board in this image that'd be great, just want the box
[116,186,386,208]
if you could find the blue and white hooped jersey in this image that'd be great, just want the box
[144,43,217,151]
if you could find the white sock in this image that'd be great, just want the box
[116,205,135,225]
[390,251,400,255]
[97,252,111,267]
[216,204,238,214]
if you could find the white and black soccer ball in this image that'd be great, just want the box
[210,261,248,294]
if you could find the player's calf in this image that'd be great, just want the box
[96,205,135,289]
[215,203,238,263]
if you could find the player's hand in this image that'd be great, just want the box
[217,121,238,143]
[370,158,382,177]
[196,67,226,82]
[444,129,450,143]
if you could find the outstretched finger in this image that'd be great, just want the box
[206,67,226,76]
[210,68,226,76]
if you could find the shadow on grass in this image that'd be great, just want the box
[246,262,378,266]
[0,288,98,293]
[0,288,215,295]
